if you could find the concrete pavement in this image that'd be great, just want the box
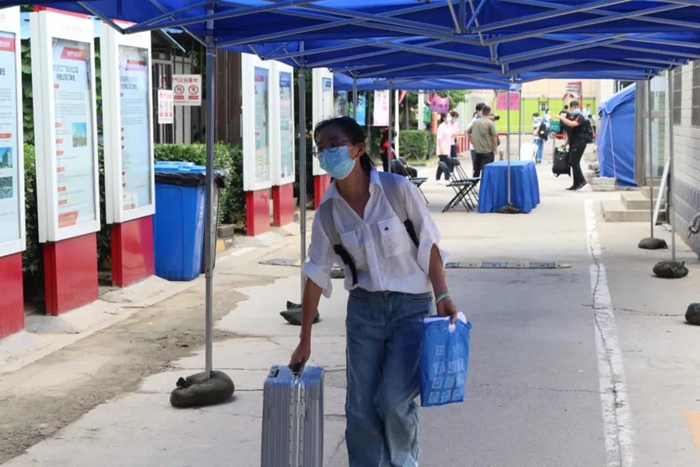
[2,159,700,467]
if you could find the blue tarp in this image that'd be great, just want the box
[598,84,637,187]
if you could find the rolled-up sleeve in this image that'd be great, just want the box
[302,210,335,298]
[402,180,448,275]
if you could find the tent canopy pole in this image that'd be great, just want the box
[204,9,215,378]
[668,68,677,261]
[648,78,654,239]
[299,43,307,299]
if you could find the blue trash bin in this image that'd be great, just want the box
[153,162,206,281]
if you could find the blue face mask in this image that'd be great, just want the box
[318,146,357,180]
[573,109,581,116]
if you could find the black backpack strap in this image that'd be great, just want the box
[318,200,358,286]
[378,172,420,247]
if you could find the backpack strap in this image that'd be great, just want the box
[318,200,358,286]
[378,172,420,247]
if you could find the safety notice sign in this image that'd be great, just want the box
[173,74,201,106]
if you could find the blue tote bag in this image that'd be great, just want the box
[420,313,472,407]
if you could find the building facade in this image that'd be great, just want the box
[669,63,700,256]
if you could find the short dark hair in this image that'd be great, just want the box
[533,112,539,117]
[570,100,580,108]
[564,105,569,110]
[482,105,492,115]
[313,116,374,174]
[475,102,485,111]
[450,110,459,118]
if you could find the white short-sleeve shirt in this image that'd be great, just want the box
[302,169,447,298]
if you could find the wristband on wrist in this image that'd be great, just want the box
[435,292,451,304]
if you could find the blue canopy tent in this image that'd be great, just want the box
[597,84,637,187]
[471,0,700,37]
[333,73,516,92]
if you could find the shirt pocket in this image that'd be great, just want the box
[339,229,367,266]
[377,217,412,259]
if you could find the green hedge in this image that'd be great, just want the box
[154,144,245,227]
[399,130,429,159]
[22,143,244,298]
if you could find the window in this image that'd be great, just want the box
[692,61,700,126]
[673,67,682,125]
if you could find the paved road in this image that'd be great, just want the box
[3,161,700,467]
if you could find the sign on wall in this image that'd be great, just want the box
[158,90,174,124]
[272,62,295,186]
[312,68,333,176]
[241,53,273,192]
[0,7,24,258]
[101,22,154,224]
[173,74,201,106]
[497,91,520,111]
[373,90,389,126]
[353,94,366,125]
[31,11,99,243]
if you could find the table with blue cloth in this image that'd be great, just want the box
[478,160,540,213]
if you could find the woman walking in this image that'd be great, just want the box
[449,110,460,158]
[290,117,459,467]
[435,113,452,181]
[532,112,545,164]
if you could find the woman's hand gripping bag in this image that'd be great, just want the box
[420,313,471,407]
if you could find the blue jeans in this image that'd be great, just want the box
[534,137,544,162]
[345,288,432,467]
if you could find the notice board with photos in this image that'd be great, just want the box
[241,53,273,192]
[272,61,295,187]
[30,11,100,243]
[0,7,24,257]
[312,68,334,176]
[101,22,155,224]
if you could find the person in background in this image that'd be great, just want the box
[292,116,458,467]
[379,128,396,172]
[559,100,589,191]
[583,103,592,120]
[467,103,485,176]
[590,111,598,137]
[449,110,460,158]
[543,109,552,129]
[559,106,573,145]
[423,100,433,158]
[467,105,498,178]
[435,113,452,181]
[532,112,545,164]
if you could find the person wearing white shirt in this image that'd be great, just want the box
[532,112,545,164]
[290,116,458,466]
[543,109,552,129]
[435,113,453,181]
[583,104,591,120]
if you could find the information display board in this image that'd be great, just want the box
[312,68,334,176]
[241,53,273,192]
[173,74,201,106]
[101,23,154,224]
[31,11,99,243]
[0,8,24,257]
[158,90,174,124]
[373,90,389,126]
[272,62,295,186]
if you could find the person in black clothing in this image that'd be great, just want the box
[559,100,588,191]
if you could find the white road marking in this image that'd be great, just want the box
[585,199,634,467]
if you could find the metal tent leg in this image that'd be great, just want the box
[204,14,215,378]
[299,62,307,296]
